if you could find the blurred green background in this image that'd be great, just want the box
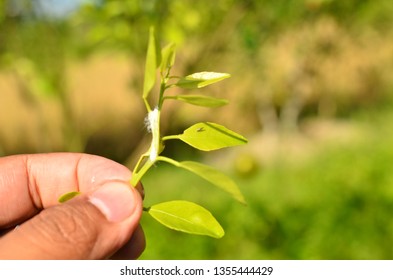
[1,0,393,259]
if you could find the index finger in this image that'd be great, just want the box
[0,153,133,228]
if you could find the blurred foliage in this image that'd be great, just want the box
[1,0,393,259]
[140,111,393,259]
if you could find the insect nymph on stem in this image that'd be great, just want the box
[147,107,160,162]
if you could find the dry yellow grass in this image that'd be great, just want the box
[1,19,392,164]
[0,53,145,156]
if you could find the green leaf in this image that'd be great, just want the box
[58,191,81,203]
[160,42,176,74]
[178,161,246,204]
[165,122,248,151]
[143,27,158,99]
[157,157,246,204]
[165,94,228,107]
[176,72,230,89]
[147,200,224,238]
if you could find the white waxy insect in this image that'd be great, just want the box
[147,108,160,161]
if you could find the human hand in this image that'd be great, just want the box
[0,153,145,259]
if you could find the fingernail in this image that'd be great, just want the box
[89,182,137,223]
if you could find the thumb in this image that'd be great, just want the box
[0,182,143,259]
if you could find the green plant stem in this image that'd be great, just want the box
[162,96,178,101]
[162,135,180,141]
[143,98,152,112]
[162,96,177,100]
[157,156,180,167]
[158,81,167,109]
[132,152,149,173]
[131,156,155,186]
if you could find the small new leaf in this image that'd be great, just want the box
[160,42,176,75]
[165,94,228,107]
[147,200,225,238]
[167,122,248,151]
[176,72,230,89]
[58,191,81,203]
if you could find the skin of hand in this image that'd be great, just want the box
[0,153,145,260]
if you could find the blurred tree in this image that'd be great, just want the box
[1,0,393,154]
[0,0,85,152]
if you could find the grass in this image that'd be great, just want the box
[138,112,393,259]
